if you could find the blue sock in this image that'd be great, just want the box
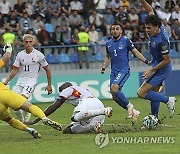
[114,91,129,107]
[150,101,160,117]
[115,99,128,110]
[145,91,169,104]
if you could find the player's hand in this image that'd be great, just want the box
[142,69,153,79]
[3,42,12,54]
[45,85,52,95]
[101,67,105,74]
[147,60,151,66]
[3,81,8,85]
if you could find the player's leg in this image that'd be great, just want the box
[20,101,62,131]
[68,115,105,134]
[2,90,62,131]
[20,85,36,122]
[72,98,112,122]
[137,74,176,117]
[110,72,140,121]
[150,85,163,117]
[0,103,41,138]
[12,85,25,122]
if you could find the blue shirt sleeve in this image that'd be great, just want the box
[126,38,135,51]
[158,40,169,54]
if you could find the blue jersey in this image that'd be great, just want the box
[106,36,135,73]
[149,26,172,72]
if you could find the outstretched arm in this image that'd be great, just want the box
[140,0,154,15]
[131,48,151,65]
[26,96,66,125]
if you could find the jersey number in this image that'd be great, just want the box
[26,86,33,93]
[24,65,30,71]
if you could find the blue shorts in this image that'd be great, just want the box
[146,69,171,87]
[110,71,130,89]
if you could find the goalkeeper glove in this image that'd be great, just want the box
[3,42,12,54]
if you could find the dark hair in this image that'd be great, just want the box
[59,82,73,92]
[145,14,162,28]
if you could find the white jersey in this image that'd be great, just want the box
[13,48,48,87]
[59,85,94,107]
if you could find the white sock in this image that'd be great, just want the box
[127,103,133,108]
[14,109,24,122]
[26,127,34,133]
[74,109,105,121]
[24,112,31,122]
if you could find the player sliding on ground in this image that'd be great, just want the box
[26,82,112,133]
[0,43,62,138]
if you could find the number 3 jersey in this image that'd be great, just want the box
[106,36,135,73]
[13,48,48,87]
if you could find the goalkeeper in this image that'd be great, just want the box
[0,43,62,138]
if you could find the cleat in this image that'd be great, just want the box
[43,119,62,131]
[28,128,41,139]
[94,122,103,133]
[167,97,176,118]
[127,104,134,118]
[132,109,140,123]
[105,107,112,118]
[31,130,41,139]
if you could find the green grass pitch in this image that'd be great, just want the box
[0,96,179,154]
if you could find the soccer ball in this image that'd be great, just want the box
[142,115,159,130]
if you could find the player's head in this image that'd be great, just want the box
[145,14,162,37]
[59,82,73,92]
[110,22,122,40]
[22,34,34,50]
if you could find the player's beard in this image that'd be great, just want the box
[112,33,121,40]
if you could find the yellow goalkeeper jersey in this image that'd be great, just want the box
[0,59,9,90]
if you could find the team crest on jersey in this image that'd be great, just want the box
[119,42,123,49]
[32,58,35,62]
[151,41,156,47]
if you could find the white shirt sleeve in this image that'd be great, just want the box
[59,87,73,99]
[38,52,48,67]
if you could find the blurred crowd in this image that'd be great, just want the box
[0,0,180,53]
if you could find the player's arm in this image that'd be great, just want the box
[131,48,151,65]
[101,53,110,74]
[128,38,150,65]
[0,42,12,68]
[140,0,154,15]
[3,67,19,85]
[27,96,66,125]
[142,42,171,79]
[43,65,52,95]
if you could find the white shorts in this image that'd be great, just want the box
[73,97,105,126]
[73,97,105,113]
[12,85,35,99]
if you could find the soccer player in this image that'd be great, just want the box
[0,43,62,138]
[101,22,151,122]
[137,0,176,118]
[26,82,113,134]
[4,34,52,123]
